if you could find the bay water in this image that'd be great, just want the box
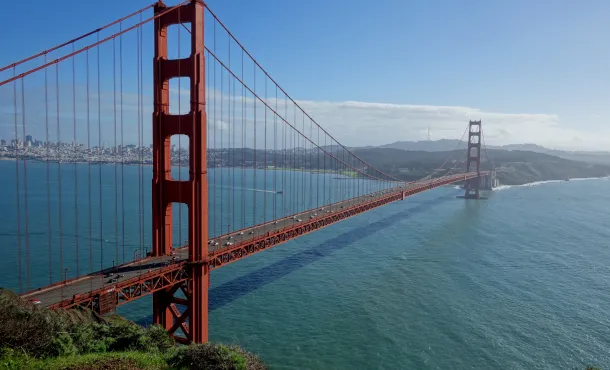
[1,160,609,369]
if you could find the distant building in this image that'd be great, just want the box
[0,139,6,146]
[25,135,33,145]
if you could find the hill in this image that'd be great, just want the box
[349,148,610,185]
[378,140,610,165]
[204,145,610,186]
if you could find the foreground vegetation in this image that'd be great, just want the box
[0,289,266,369]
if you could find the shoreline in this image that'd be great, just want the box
[2,157,608,187]
[493,176,609,191]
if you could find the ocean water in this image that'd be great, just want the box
[1,160,609,369]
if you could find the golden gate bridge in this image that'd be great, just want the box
[0,0,489,344]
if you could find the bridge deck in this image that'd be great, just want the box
[22,172,485,309]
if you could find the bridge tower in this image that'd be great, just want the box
[151,0,209,343]
[464,120,482,199]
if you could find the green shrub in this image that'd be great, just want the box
[167,343,243,370]
[147,325,175,353]
[49,332,78,357]
[0,289,70,357]
[106,320,154,353]
[70,324,109,354]
[167,343,267,370]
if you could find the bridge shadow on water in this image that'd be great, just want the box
[209,192,457,311]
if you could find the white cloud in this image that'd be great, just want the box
[289,99,609,151]
[2,82,607,151]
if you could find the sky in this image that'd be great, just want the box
[0,0,609,151]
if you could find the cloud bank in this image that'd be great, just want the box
[291,99,607,151]
[0,83,606,151]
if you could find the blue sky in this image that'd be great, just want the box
[1,0,609,150]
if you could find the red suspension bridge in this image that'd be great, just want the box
[0,0,490,344]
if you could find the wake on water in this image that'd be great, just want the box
[209,184,279,194]
[493,176,609,191]
[452,176,609,192]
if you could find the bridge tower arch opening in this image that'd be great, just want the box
[464,120,482,199]
[151,0,209,344]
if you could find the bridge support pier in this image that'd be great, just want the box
[151,0,208,343]
[464,120,482,199]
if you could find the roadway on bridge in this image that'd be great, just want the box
[23,174,474,308]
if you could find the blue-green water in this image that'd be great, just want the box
[1,161,609,369]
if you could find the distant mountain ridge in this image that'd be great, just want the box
[376,140,610,165]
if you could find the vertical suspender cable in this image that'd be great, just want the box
[56,63,64,286]
[292,106,296,213]
[21,77,30,291]
[120,22,125,264]
[263,78,269,222]
[220,52,224,235]
[213,20,217,237]
[253,62,257,229]
[44,59,52,284]
[227,36,232,235]
[13,67,22,293]
[317,125,320,209]
[113,36,118,271]
[136,22,142,261]
[230,38,236,235]
[86,49,93,290]
[73,43,80,277]
[241,49,245,231]
[97,33,103,272]
[222,54,226,234]
[283,95,286,218]
[139,15,145,264]
[309,119,312,210]
[274,86,277,221]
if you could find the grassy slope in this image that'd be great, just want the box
[1,351,167,370]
